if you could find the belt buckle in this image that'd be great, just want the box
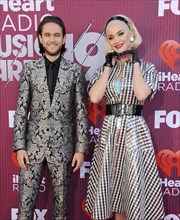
[126,104,133,115]
[119,104,125,115]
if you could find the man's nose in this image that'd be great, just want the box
[50,35,55,41]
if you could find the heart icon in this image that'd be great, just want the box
[156,150,180,177]
[159,40,180,69]
[12,152,20,168]
[82,198,92,218]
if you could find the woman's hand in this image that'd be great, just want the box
[118,49,140,64]
[104,52,119,68]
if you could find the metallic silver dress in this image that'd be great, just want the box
[85,60,164,220]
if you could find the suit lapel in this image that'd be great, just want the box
[51,57,71,108]
[36,57,51,109]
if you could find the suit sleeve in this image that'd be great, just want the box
[87,66,103,92]
[13,63,31,151]
[74,65,89,154]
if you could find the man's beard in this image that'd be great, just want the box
[43,45,62,57]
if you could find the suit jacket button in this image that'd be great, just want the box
[47,128,49,131]
[48,113,52,118]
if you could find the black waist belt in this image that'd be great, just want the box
[106,104,143,116]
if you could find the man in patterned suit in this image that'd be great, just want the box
[13,16,88,220]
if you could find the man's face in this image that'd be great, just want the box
[39,22,66,61]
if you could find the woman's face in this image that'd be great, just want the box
[105,20,133,53]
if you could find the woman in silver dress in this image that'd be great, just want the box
[85,14,164,220]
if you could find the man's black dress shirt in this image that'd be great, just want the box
[44,55,61,104]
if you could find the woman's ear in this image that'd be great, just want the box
[130,36,134,42]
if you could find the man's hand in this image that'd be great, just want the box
[71,152,84,173]
[16,149,29,171]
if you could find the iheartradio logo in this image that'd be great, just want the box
[156,150,180,177]
[82,199,92,218]
[159,40,180,69]
[12,152,20,168]
[88,99,106,125]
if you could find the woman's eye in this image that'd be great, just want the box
[119,32,124,36]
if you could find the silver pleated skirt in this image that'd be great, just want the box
[85,115,165,220]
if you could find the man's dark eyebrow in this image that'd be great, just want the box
[43,32,61,35]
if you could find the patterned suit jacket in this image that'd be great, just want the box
[13,56,88,163]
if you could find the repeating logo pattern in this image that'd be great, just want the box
[12,152,20,168]
[159,40,180,69]
[156,150,180,176]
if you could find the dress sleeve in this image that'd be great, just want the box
[143,62,158,101]
[87,66,103,92]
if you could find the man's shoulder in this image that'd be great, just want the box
[24,57,44,69]
[61,57,82,71]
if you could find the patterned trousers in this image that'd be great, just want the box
[17,158,72,220]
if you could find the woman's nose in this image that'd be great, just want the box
[115,36,119,43]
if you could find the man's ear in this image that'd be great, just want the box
[63,35,67,45]
[38,34,42,44]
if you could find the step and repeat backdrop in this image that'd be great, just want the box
[0,0,179,219]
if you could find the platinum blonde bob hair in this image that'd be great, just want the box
[104,14,142,53]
